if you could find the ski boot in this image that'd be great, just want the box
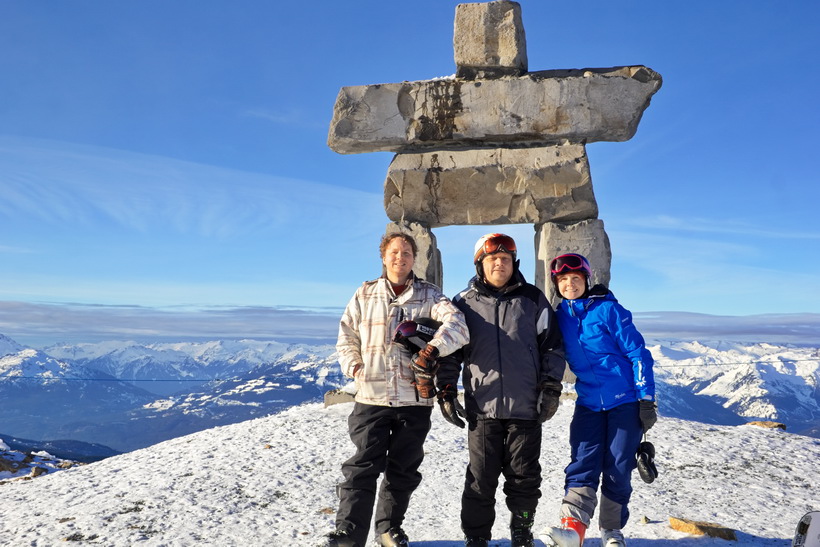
[541,517,587,547]
[510,509,535,547]
[323,529,358,547]
[377,527,409,546]
[600,528,626,546]
[464,537,489,547]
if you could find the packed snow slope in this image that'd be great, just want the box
[1,400,817,546]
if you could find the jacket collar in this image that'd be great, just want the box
[381,272,418,298]
[471,269,526,297]
[562,284,614,314]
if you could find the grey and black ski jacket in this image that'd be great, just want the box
[438,272,565,421]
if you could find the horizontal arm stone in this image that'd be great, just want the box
[328,66,662,154]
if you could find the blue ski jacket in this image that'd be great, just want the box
[556,285,655,411]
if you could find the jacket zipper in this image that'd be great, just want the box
[495,298,503,405]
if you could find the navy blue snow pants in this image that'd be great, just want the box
[335,403,432,546]
[562,401,643,530]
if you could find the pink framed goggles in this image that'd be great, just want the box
[549,253,592,277]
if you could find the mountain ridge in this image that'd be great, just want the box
[1,333,818,458]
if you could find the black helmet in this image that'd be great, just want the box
[393,318,442,354]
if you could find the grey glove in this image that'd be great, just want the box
[639,400,658,432]
[437,385,466,428]
[538,381,562,423]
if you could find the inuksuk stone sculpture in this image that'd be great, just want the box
[328,0,661,304]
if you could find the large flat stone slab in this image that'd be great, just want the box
[328,66,662,154]
[384,144,596,227]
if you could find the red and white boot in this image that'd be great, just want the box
[542,517,587,547]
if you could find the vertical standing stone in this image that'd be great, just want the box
[385,221,443,289]
[454,0,527,79]
[535,218,611,383]
[535,219,612,306]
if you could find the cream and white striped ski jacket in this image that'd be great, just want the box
[336,274,469,407]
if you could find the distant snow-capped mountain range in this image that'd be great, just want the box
[43,338,316,395]
[0,334,346,453]
[1,333,818,457]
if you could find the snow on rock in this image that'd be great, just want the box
[0,401,817,546]
[0,443,81,482]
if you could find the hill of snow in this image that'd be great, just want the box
[1,400,817,545]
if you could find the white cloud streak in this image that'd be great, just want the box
[0,301,343,347]
[2,301,817,349]
[0,136,381,240]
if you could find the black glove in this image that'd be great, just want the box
[639,400,657,432]
[437,385,466,428]
[538,380,562,423]
[410,344,439,399]
[636,440,658,483]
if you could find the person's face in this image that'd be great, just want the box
[481,252,514,288]
[382,238,415,284]
[556,272,586,299]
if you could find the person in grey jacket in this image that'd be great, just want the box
[436,233,565,547]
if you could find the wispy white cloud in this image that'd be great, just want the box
[600,216,820,315]
[0,301,343,347]
[3,300,817,349]
[0,135,389,310]
[635,311,820,346]
[0,136,382,239]
[619,214,820,240]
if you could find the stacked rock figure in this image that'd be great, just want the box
[327,0,661,306]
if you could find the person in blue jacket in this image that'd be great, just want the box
[542,253,657,547]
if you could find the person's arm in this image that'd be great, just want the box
[434,348,467,428]
[427,292,470,358]
[536,295,566,384]
[608,301,655,401]
[434,348,463,391]
[336,289,364,379]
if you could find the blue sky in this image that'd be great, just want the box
[1,1,819,345]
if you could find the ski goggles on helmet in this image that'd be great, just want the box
[549,253,591,277]
[393,318,442,354]
[474,233,517,264]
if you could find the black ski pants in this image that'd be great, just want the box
[335,402,432,546]
[461,417,543,539]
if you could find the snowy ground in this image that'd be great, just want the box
[1,398,817,546]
